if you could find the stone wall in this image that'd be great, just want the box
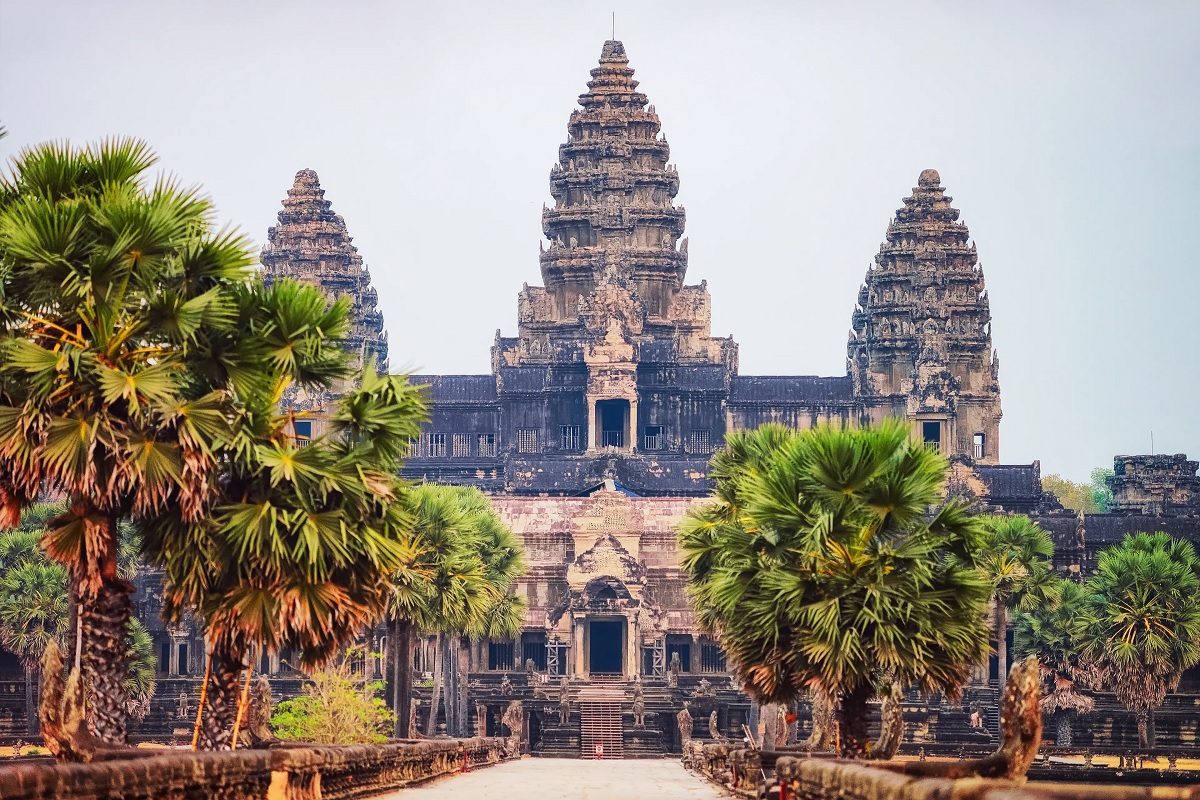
[686,744,1200,800]
[0,737,511,800]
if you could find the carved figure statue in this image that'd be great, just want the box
[694,678,714,697]
[569,236,578,248]
[709,710,725,742]
[558,678,571,725]
[667,651,681,687]
[501,700,524,757]
[242,675,276,747]
[499,674,513,696]
[676,701,693,743]
[475,702,488,737]
[176,692,190,720]
[525,658,536,678]
[632,680,645,729]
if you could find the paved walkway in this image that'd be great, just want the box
[375,757,728,799]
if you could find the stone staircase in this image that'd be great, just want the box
[578,686,624,759]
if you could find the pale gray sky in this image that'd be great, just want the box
[3,1,1198,481]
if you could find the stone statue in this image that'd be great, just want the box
[558,678,571,725]
[525,658,536,678]
[475,702,488,737]
[243,675,275,747]
[176,692,190,719]
[708,709,724,742]
[499,673,513,696]
[694,678,714,697]
[501,700,524,757]
[667,651,681,687]
[568,236,578,248]
[409,699,421,739]
[676,701,693,744]
[632,680,645,729]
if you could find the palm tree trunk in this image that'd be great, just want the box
[198,644,244,750]
[995,601,1007,737]
[395,619,413,738]
[1056,715,1073,748]
[453,637,470,736]
[24,664,36,736]
[79,574,132,744]
[838,682,874,758]
[1136,709,1149,751]
[426,632,445,737]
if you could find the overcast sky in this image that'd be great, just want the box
[3,1,1198,481]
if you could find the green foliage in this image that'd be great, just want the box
[123,618,156,721]
[1081,532,1200,719]
[271,650,394,744]
[678,421,992,724]
[1041,469,1113,514]
[393,484,526,639]
[1015,578,1096,715]
[0,508,156,710]
[1042,475,1100,514]
[1089,468,1114,513]
[979,515,1059,613]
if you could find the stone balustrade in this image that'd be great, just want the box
[687,744,1200,800]
[0,737,511,800]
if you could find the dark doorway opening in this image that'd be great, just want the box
[597,400,629,448]
[589,620,623,674]
[922,421,941,451]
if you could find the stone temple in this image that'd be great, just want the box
[4,38,1198,756]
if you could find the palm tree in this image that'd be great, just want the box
[1081,532,1200,750]
[0,518,156,733]
[145,364,429,748]
[978,515,1058,734]
[0,138,262,743]
[1014,578,1096,746]
[679,421,992,758]
[391,484,526,739]
[0,530,69,733]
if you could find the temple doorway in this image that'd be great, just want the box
[589,619,623,674]
[597,399,629,448]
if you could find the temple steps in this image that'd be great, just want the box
[579,700,624,759]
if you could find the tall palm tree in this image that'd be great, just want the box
[145,364,428,748]
[393,484,526,739]
[0,530,69,733]
[1081,532,1200,750]
[0,138,261,743]
[679,421,992,758]
[978,515,1058,734]
[1014,578,1096,746]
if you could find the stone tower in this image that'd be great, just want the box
[847,169,1001,463]
[261,169,389,375]
[493,40,736,455]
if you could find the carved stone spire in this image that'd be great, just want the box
[539,40,689,322]
[261,169,389,373]
[848,169,1001,462]
[499,40,735,374]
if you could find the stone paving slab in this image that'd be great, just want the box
[374,757,728,799]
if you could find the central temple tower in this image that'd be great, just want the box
[485,40,736,487]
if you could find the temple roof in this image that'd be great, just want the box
[261,169,388,373]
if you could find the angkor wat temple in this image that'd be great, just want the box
[3,39,1198,756]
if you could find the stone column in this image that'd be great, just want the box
[573,615,586,677]
[587,401,597,453]
[625,615,638,677]
[628,399,638,453]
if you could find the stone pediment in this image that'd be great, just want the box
[566,533,644,599]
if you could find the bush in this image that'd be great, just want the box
[271,650,394,744]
